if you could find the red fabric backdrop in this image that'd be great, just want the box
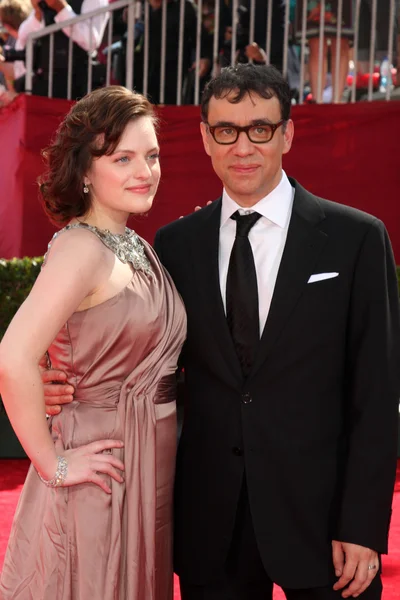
[0,95,400,262]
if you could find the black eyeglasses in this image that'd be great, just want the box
[205,119,285,145]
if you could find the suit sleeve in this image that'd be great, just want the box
[153,226,187,378]
[336,219,400,553]
[153,228,164,264]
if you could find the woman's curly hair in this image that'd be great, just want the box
[39,86,157,225]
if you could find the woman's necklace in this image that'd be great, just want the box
[49,222,153,277]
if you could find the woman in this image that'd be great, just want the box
[295,0,354,102]
[0,86,186,599]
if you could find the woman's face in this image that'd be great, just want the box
[85,116,161,219]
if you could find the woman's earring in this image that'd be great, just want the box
[83,184,89,194]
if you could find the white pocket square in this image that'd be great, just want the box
[308,272,339,283]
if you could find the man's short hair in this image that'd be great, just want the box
[200,64,292,124]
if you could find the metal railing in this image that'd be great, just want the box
[25,0,136,99]
[23,0,398,104]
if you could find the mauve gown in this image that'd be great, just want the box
[0,232,187,600]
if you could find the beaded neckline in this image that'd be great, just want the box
[44,222,153,277]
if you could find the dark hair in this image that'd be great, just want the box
[200,64,292,124]
[40,86,157,225]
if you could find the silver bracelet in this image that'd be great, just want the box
[37,456,68,487]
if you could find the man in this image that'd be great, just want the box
[131,0,212,105]
[11,0,109,98]
[0,0,31,103]
[43,64,400,599]
[217,0,285,74]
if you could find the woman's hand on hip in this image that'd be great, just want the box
[54,437,125,494]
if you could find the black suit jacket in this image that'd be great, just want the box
[154,179,400,589]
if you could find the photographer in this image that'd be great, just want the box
[127,0,212,105]
[215,0,285,73]
[7,0,109,99]
[0,0,31,99]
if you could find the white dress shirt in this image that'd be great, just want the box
[13,13,41,80]
[54,0,109,53]
[219,170,294,336]
[14,0,108,80]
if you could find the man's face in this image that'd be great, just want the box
[200,92,294,207]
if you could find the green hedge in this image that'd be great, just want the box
[0,257,44,455]
[1,258,400,342]
[0,257,44,342]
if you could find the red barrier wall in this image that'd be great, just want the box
[1,94,400,261]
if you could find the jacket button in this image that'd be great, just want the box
[241,392,252,404]
[232,447,243,456]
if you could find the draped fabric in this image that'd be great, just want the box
[0,95,400,263]
[0,238,187,599]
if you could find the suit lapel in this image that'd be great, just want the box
[189,200,243,388]
[251,180,328,377]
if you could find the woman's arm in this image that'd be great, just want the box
[0,229,124,492]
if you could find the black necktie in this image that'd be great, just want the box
[226,211,262,378]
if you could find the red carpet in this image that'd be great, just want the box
[1,460,399,598]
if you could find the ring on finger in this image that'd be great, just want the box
[368,564,377,571]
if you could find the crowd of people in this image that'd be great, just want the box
[0,0,399,108]
[0,0,109,103]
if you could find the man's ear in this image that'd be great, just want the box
[200,122,212,157]
[282,119,294,156]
